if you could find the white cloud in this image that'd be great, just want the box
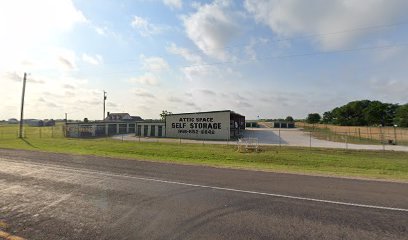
[63,84,76,90]
[167,43,202,64]
[166,42,241,83]
[182,0,240,59]
[58,57,75,70]
[82,54,103,65]
[244,37,269,60]
[2,71,45,84]
[129,74,159,86]
[198,89,216,96]
[163,0,182,9]
[131,88,156,98]
[2,72,22,82]
[55,48,77,71]
[131,16,163,37]
[0,72,103,120]
[244,0,408,50]
[0,0,86,36]
[95,26,107,36]
[140,55,169,72]
[369,77,408,102]
[168,96,184,102]
[0,0,86,67]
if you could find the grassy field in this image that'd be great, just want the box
[0,125,407,181]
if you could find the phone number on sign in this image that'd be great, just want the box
[177,129,216,134]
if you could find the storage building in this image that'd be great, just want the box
[165,110,245,140]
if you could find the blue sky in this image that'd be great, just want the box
[1,0,408,120]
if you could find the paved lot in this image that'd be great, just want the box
[113,128,408,152]
[244,128,408,151]
[0,149,407,239]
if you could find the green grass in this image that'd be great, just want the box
[0,132,407,181]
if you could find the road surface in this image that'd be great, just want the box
[0,149,407,239]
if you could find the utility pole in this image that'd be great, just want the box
[19,73,27,138]
[64,113,68,137]
[103,91,107,120]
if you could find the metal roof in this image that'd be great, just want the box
[166,110,244,117]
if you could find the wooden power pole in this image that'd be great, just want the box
[103,91,107,120]
[19,73,27,138]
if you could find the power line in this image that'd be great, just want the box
[187,20,408,54]
[183,42,408,69]
[75,42,408,77]
[75,20,408,69]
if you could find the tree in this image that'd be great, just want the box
[329,100,370,126]
[285,116,294,122]
[394,104,408,127]
[363,101,386,126]
[306,113,321,124]
[317,100,406,126]
[160,110,172,120]
[384,103,399,126]
[83,118,89,123]
[322,111,333,124]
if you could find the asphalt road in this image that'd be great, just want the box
[0,149,407,240]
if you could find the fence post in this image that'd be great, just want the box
[309,130,312,149]
[379,126,385,151]
[366,126,369,140]
[345,132,348,150]
[369,127,372,140]
[358,128,361,140]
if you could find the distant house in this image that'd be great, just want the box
[104,112,143,122]
[8,118,19,124]
[131,116,143,121]
[44,119,56,126]
[25,119,44,127]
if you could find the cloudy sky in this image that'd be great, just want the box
[1,0,408,120]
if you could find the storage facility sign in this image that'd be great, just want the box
[165,111,230,140]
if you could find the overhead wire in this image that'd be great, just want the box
[75,41,408,78]
[76,20,408,70]
[183,20,408,55]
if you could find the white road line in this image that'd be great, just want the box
[1,158,408,213]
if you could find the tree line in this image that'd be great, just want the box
[306,100,408,127]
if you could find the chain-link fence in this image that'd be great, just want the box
[0,124,65,140]
[114,128,240,145]
[296,122,408,146]
[2,123,407,152]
